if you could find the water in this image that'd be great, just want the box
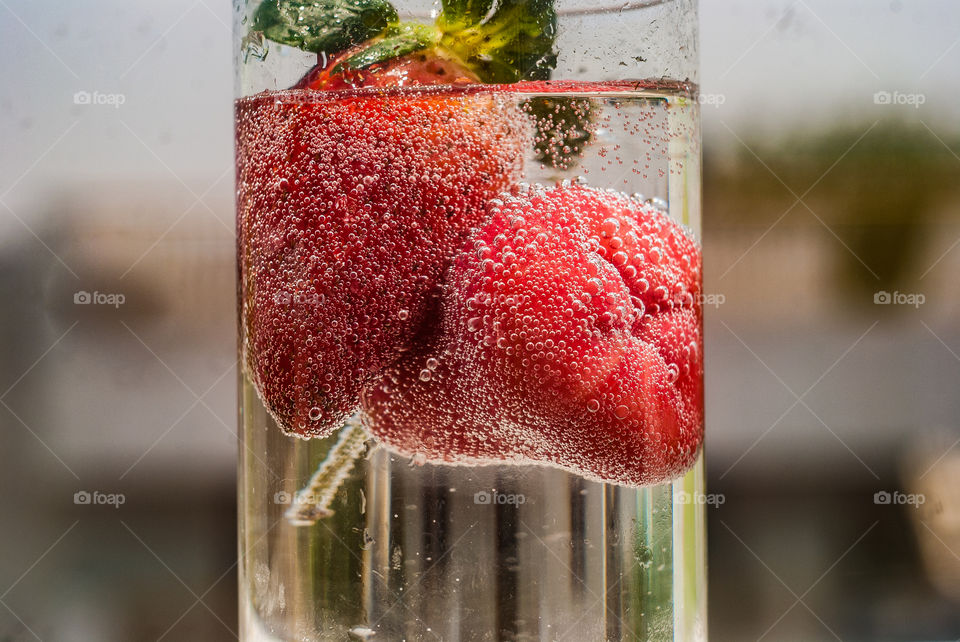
[237,84,704,641]
[241,376,704,641]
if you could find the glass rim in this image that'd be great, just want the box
[402,0,677,19]
[557,0,676,16]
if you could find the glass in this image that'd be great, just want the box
[235,0,704,639]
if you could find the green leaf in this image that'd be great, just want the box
[437,0,558,84]
[252,0,398,54]
[333,23,441,74]
[437,0,496,26]
[251,0,558,87]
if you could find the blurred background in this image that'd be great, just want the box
[1,0,959,640]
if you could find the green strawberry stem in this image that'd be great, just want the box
[331,22,441,76]
[252,0,558,84]
[286,417,369,526]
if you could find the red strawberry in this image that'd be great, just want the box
[296,48,478,91]
[361,184,703,486]
[236,89,527,437]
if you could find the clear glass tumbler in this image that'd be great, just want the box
[235,0,704,639]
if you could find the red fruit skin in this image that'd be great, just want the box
[236,90,527,437]
[362,184,703,486]
[296,48,478,91]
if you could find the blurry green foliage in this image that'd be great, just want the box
[705,119,960,294]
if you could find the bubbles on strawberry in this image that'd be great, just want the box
[236,89,528,438]
[362,183,703,486]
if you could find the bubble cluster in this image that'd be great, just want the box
[522,96,596,171]
[362,183,703,487]
[236,88,527,437]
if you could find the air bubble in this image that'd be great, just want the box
[600,217,620,237]
[666,364,679,384]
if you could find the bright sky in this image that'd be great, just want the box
[701,0,960,138]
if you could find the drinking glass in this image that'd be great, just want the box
[235,1,704,639]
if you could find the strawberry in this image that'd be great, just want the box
[240,0,560,438]
[236,89,527,437]
[361,184,703,486]
[296,46,479,91]
[240,0,578,438]
[254,0,558,88]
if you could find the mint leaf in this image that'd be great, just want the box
[333,23,440,74]
[252,0,398,54]
[437,0,558,83]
